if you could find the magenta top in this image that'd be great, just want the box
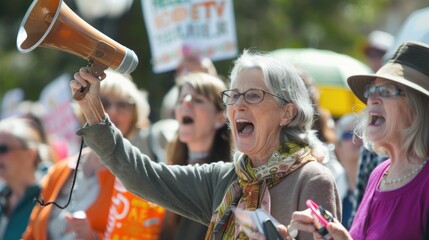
[350,159,429,240]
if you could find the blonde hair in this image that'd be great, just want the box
[101,69,151,131]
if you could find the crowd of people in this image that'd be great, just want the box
[0,32,429,240]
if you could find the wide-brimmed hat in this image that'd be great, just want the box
[348,41,429,104]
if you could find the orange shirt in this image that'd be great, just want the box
[104,178,165,240]
[22,160,115,240]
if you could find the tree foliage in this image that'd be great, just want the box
[0,0,389,120]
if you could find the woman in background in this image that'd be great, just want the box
[0,117,52,240]
[101,70,165,240]
[160,72,232,240]
[23,70,164,240]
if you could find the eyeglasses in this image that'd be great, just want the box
[220,89,289,105]
[0,144,10,154]
[363,83,405,99]
[101,96,135,112]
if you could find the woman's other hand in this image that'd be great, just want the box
[64,211,98,240]
[291,209,353,240]
[325,218,353,240]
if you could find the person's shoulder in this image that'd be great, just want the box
[371,159,390,174]
[301,160,333,174]
[43,157,72,181]
[296,160,336,183]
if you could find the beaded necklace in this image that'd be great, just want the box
[382,159,428,185]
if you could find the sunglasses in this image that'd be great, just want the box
[363,83,405,99]
[0,144,24,155]
[341,131,354,141]
[101,96,135,112]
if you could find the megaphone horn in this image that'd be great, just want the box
[17,0,139,100]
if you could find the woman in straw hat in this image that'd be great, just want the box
[285,41,429,240]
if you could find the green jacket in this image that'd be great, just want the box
[0,184,40,240]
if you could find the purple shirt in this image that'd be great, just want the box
[350,159,429,240]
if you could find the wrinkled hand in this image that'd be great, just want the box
[290,209,316,234]
[291,209,353,240]
[70,67,105,103]
[70,67,106,125]
[325,218,353,240]
[63,212,96,240]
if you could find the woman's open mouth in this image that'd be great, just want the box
[369,113,385,126]
[236,119,254,136]
[181,116,194,125]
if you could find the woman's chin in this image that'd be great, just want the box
[236,142,254,155]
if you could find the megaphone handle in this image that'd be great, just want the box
[72,60,107,100]
[73,84,91,101]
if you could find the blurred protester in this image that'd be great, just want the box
[299,69,336,145]
[161,54,218,120]
[23,147,114,240]
[290,41,429,240]
[334,113,362,229]
[23,70,164,240]
[70,50,341,240]
[151,54,218,164]
[363,30,395,72]
[0,117,51,240]
[12,100,63,166]
[101,70,165,240]
[298,67,347,204]
[159,72,232,240]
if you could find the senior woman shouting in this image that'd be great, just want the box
[70,50,341,240]
[289,42,429,240]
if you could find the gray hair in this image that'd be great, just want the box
[355,85,429,159]
[229,50,316,146]
[0,117,51,167]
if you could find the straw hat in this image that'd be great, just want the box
[348,41,429,103]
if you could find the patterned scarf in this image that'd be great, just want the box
[205,142,314,240]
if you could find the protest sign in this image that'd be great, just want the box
[39,73,81,157]
[142,0,238,73]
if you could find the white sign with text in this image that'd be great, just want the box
[142,0,238,73]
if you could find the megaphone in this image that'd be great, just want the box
[17,0,139,100]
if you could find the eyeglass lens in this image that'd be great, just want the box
[364,84,403,99]
[222,89,264,105]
